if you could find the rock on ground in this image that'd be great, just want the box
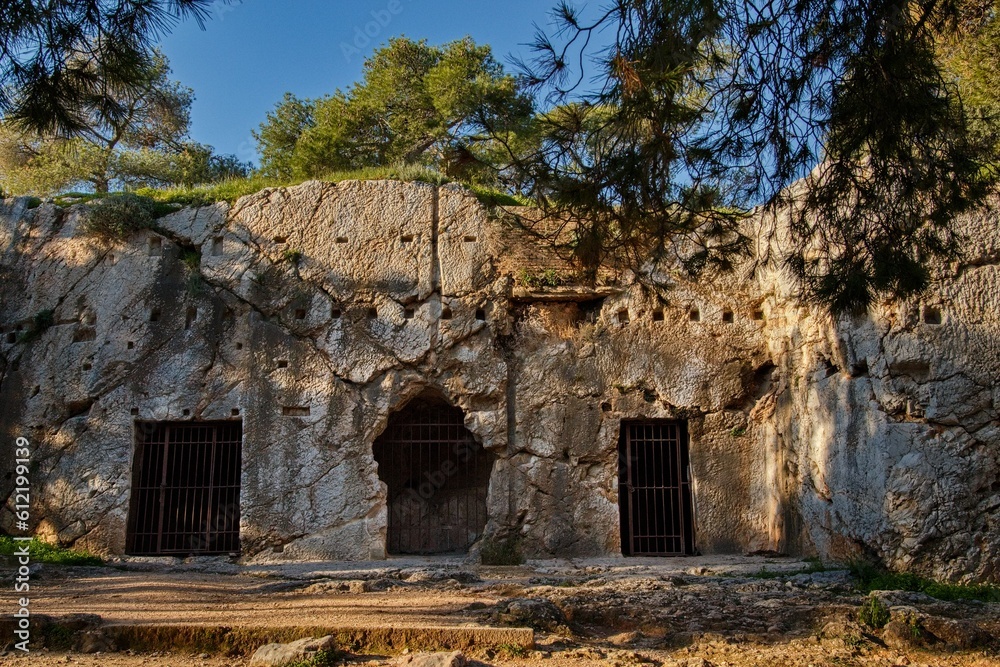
[248,635,337,666]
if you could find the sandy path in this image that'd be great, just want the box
[28,569,493,628]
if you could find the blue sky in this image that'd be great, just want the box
[156,1,561,165]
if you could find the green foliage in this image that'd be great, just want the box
[729,427,747,437]
[24,196,42,209]
[857,595,891,629]
[283,248,304,266]
[466,183,530,207]
[937,2,1000,154]
[255,37,532,184]
[0,1,226,136]
[519,268,562,289]
[17,309,55,343]
[480,536,525,566]
[83,193,158,241]
[0,536,103,566]
[516,0,998,312]
[180,248,202,272]
[136,165,458,207]
[0,51,249,196]
[494,643,529,659]
[847,558,1000,602]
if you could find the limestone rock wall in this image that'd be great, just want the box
[0,181,996,582]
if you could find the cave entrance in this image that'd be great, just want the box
[373,397,494,555]
[126,420,242,556]
[618,420,695,556]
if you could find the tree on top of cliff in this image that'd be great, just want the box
[504,0,999,313]
[0,51,249,195]
[254,37,534,184]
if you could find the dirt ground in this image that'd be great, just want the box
[2,555,998,666]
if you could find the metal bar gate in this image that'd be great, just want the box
[619,420,694,556]
[126,421,242,556]
[374,400,494,555]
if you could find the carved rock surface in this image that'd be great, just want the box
[0,181,997,582]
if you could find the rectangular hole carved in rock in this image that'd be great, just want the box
[127,341,135,350]
[618,309,630,324]
[5,332,15,344]
[131,408,139,416]
[404,308,415,320]
[126,420,243,556]
[331,308,342,319]
[231,408,240,416]
[82,363,92,371]
[652,309,665,322]
[400,234,414,243]
[148,237,163,257]
[335,237,348,244]
[277,360,288,369]
[441,306,453,320]
[282,406,311,417]
[463,235,477,243]
[752,309,765,321]
[689,309,701,322]
[150,309,161,323]
[273,235,287,244]
[475,308,486,321]
[211,237,224,256]
[722,310,734,324]
[185,307,198,330]
[367,307,378,319]
[236,342,243,350]
[294,309,307,320]
[923,307,942,325]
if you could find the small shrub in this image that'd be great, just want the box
[179,247,201,271]
[283,248,304,265]
[18,309,55,343]
[730,426,747,437]
[24,196,43,209]
[494,643,529,658]
[802,556,828,573]
[0,536,103,566]
[480,536,525,566]
[520,268,562,289]
[83,193,157,241]
[857,595,890,629]
[847,557,1000,602]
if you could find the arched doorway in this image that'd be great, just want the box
[373,396,494,554]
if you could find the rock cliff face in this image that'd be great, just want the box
[0,180,996,582]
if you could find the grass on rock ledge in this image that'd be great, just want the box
[130,165,528,208]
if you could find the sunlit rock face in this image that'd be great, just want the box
[0,181,996,582]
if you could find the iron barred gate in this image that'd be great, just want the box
[618,420,695,556]
[126,421,242,556]
[374,400,493,554]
